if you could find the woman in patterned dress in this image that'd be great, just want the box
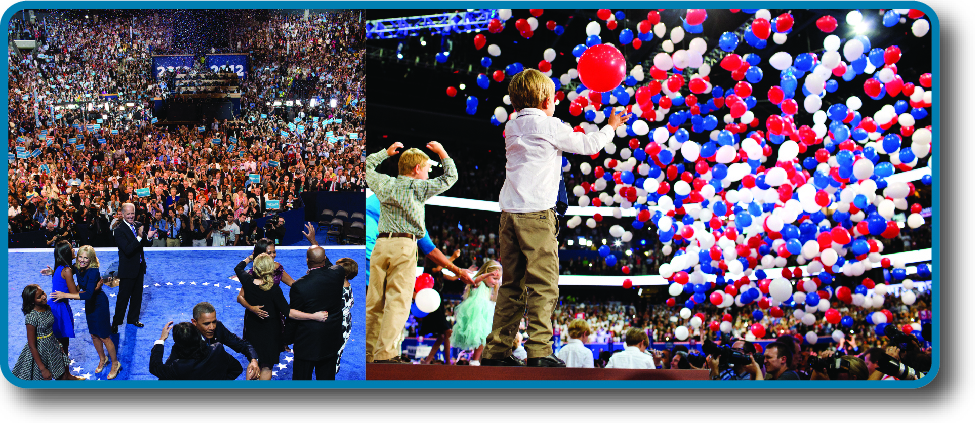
[12,285,80,380]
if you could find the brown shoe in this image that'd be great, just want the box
[374,357,411,364]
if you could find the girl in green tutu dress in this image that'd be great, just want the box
[450,260,501,366]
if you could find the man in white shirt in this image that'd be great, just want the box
[556,319,594,368]
[605,328,658,370]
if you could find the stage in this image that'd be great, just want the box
[367,363,709,380]
[6,246,365,381]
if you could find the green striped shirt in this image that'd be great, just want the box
[365,151,457,237]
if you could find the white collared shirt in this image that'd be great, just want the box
[605,346,657,369]
[498,108,616,213]
[556,338,594,368]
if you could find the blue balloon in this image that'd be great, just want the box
[435,52,448,63]
[851,239,870,256]
[605,255,617,267]
[911,107,929,120]
[828,104,849,121]
[841,315,854,328]
[752,310,764,321]
[476,73,490,89]
[781,74,798,93]
[490,115,500,126]
[683,20,704,34]
[805,291,820,306]
[481,56,492,67]
[899,148,916,164]
[892,268,907,280]
[685,299,696,309]
[711,163,728,180]
[719,32,739,52]
[922,174,932,185]
[851,55,868,74]
[658,149,674,165]
[586,34,602,47]
[694,283,708,293]
[554,25,564,35]
[573,44,587,57]
[883,9,900,27]
[875,323,889,336]
[621,171,635,185]
[868,48,886,67]
[615,11,626,20]
[619,28,634,44]
[598,245,611,257]
[411,302,429,318]
[917,263,931,278]
[786,239,802,255]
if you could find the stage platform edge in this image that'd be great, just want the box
[367,364,709,380]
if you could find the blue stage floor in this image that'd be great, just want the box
[6,246,365,381]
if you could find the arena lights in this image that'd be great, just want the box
[366,9,497,39]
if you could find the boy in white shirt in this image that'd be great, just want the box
[606,328,658,370]
[481,68,630,368]
[556,319,594,368]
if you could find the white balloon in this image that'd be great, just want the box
[768,278,793,303]
[846,10,862,26]
[680,307,692,319]
[543,48,556,63]
[778,140,800,162]
[609,225,625,238]
[487,44,501,57]
[824,35,841,52]
[769,52,793,70]
[765,167,788,187]
[843,39,865,62]
[847,96,863,111]
[494,107,508,123]
[913,19,930,37]
[527,17,538,31]
[653,22,666,38]
[653,127,669,143]
[661,39,674,53]
[669,282,684,296]
[586,21,601,36]
[689,37,707,54]
[901,290,917,305]
[671,27,685,43]
[672,50,689,69]
[498,9,512,20]
[822,51,841,69]
[632,119,650,136]
[772,32,788,44]
[690,316,703,329]
[675,326,689,341]
[821,248,838,266]
[715,145,736,163]
[832,330,846,343]
[674,180,691,196]
[681,141,701,162]
[720,321,733,333]
[804,94,823,114]
[415,288,441,313]
[805,330,819,345]
[908,213,924,229]
[653,53,674,71]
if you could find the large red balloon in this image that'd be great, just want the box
[752,18,771,39]
[577,44,626,93]
[473,33,486,50]
[825,309,841,324]
[816,15,838,32]
[686,9,708,26]
[750,323,766,339]
[446,86,457,97]
[709,291,724,306]
[414,273,434,292]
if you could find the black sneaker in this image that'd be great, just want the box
[527,354,566,367]
[481,355,526,367]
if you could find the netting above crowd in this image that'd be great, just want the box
[7,10,365,248]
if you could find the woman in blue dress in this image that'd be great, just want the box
[46,241,78,357]
[51,245,119,379]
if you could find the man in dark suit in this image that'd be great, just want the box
[188,302,260,380]
[285,224,347,380]
[112,202,155,332]
[149,321,242,380]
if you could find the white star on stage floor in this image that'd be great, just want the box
[75,312,81,317]
[166,282,173,285]
[271,371,278,377]
[110,293,116,297]
[190,282,196,285]
[73,366,82,373]
[178,281,185,285]
[275,363,288,370]
[226,286,232,289]
[284,356,294,362]
[214,283,220,287]
[202,282,209,286]
[154,283,160,286]
[143,285,149,288]
[82,373,92,380]
[70,359,76,365]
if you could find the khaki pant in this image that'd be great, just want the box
[365,236,417,362]
[484,209,560,360]
[152,238,166,248]
[166,238,180,247]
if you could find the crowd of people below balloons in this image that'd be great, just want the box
[7,11,365,247]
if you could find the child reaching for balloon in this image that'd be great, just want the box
[482,68,630,367]
[450,260,502,366]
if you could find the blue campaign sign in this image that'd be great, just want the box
[30,149,41,158]
[268,160,280,167]
[211,139,221,145]
[266,200,281,210]
[96,119,103,124]
[227,145,234,153]
[298,125,305,133]
[151,117,158,123]
[248,174,261,184]
[39,164,49,174]
[98,138,107,144]
[68,138,76,144]
[76,145,86,151]
[152,55,195,78]
[16,146,25,152]
[46,140,52,146]
[228,137,237,144]
[261,114,267,119]
[198,127,205,133]
[205,54,248,78]
[349,133,358,139]
[111,129,119,135]
[17,152,29,159]
[135,188,151,197]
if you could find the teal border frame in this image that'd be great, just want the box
[1,1,939,389]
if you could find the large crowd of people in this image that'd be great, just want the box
[7,10,365,248]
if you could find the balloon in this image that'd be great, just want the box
[446,86,457,97]
[487,44,501,57]
[473,34,486,50]
[410,302,429,318]
[750,323,766,339]
[415,288,441,313]
[577,44,626,93]
[675,326,690,341]
[415,273,435,292]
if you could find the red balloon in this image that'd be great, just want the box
[545,20,557,31]
[488,19,503,33]
[831,227,851,245]
[720,54,743,71]
[686,9,708,26]
[538,60,552,72]
[775,13,795,32]
[864,78,883,97]
[647,11,661,25]
[637,20,652,34]
[902,324,915,334]
[666,298,676,307]
[825,309,841,324]
[414,273,435,292]
[530,9,544,17]
[709,321,721,332]
[815,190,830,207]
[606,20,618,30]
[446,86,457,97]
[750,323,766,339]
[674,271,689,285]
[768,86,785,105]
[514,18,529,32]
[622,266,631,275]
[709,291,724,306]
[758,297,771,310]
[920,73,932,87]
[781,99,798,115]
[689,77,708,94]
[493,70,505,82]
[667,74,684,92]
[752,18,771,39]
[884,46,902,65]
[885,75,904,97]
[882,309,894,324]
[836,286,852,304]
[770,306,785,318]
[622,279,633,289]
[632,38,642,49]
[473,33,486,50]
[734,81,753,97]
[597,9,612,20]
[816,15,838,32]
[578,44,626,93]
[882,221,900,239]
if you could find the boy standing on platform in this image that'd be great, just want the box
[482,69,630,367]
[365,141,458,363]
